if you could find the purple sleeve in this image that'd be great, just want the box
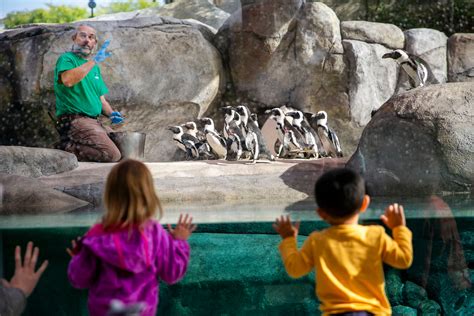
[67,246,97,289]
[154,224,190,285]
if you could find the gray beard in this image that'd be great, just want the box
[71,44,93,57]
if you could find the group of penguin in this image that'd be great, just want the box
[167,104,343,162]
[166,49,433,162]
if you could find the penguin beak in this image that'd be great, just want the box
[382,52,394,59]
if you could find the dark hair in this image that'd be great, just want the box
[315,168,366,218]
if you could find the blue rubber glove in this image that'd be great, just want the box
[93,40,112,63]
[110,111,124,124]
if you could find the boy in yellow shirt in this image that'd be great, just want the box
[274,168,413,315]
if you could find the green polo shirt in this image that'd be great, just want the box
[54,52,109,117]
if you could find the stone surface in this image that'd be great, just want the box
[397,28,448,93]
[212,0,241,14]
[343,40,398,126]
[315,0,363,21]
[341,21,405,49]
[347,82,474,196]
[426,272,473,315]
[0,18,225,161]
[386,269,404,306]
[151,0,230,30]
[403,281,428,309]
[392,305,417,316]
[448,33,474,83]
[0,146,78,177]
[0,174,89,214]
[38,158,345,209]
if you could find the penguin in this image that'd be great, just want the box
[181,121,206,142]
[285,110,319,158]
[311,111,343,158]
[168,125,213,160]
[382,49,438,88]
[265,107,304,158]
[221,106,247,160]
[199,117,227,159]
[167,125,199,160]
[236,105,274,161]
[250,113,259,128]
[226,133,242,161]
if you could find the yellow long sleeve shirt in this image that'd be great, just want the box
[279,225,413,315]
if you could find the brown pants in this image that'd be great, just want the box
[58,116,121,162]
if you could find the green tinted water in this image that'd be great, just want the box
[0,196,472,315]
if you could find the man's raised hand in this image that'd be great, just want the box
[93,39,112,63]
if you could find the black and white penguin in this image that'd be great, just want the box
[168,125,214,160]
[167,125,199,160]
[311,111,343,158]
[382,49,438,88]
[250,113,259,128]
[285,110,319,158]
[199,117,227,159]
[221,106,247,160]
[236,105,274,161]
[266,107,304,158]
[181,121,206,142]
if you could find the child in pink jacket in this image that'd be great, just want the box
[67,159,196,316]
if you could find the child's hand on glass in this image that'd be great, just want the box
[168,214,197,240]
[66,237,82,257]
[380,203,406,229]
[273,215,300,239]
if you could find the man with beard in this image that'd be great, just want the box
[54,24,123,162]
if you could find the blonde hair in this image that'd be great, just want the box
[102,159,162,230]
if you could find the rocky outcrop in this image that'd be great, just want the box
[150,0,230,30]
[0,146,78,177]
[0,174,88,214]
[0,18,224,161]
[347,82,474,196]
[448,33,474,83]
[341,21,404,49]
[343,40,398,126]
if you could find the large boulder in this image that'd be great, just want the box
[448,33,474,83]
[215,1,359,153]
[341,21,404,49]
[0,146,78,177]
[347,82,474,196]
[343,40,398,126]
[0,18,225,161]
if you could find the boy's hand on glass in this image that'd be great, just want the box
[1,241,48,297]
[168,213,197,240]
[273,215,300,239]
[380,203,406,229]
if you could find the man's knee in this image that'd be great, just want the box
[103,145,121,162]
